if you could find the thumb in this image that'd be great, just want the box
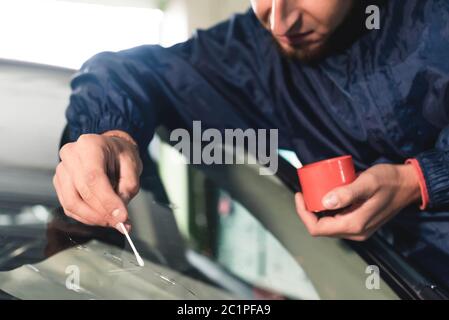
[322,174,376,210]
[117,157,141,205]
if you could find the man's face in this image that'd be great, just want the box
[251,0,354,61]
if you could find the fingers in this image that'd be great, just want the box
[295,193,345,237]
[78,152,128,225]
[117,152,142,204]
[54,164,105,226]
[295,192,319,231]
[296,193,350,237]
[321,172,379,210]
[59,144,109,218]
[53,167,132,234]
[295,192,376,241]
[295,166,402,242]
[56,135,137,232]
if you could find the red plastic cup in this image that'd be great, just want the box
[297,155,356,213]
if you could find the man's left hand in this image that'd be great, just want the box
[295,164,422,241]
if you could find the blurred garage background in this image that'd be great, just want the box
[0,0,249,233]
[0,0,250,222]
[0,0,249,170]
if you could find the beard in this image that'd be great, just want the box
[273,0,385,64]
[274,39,331,64]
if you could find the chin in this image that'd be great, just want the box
[278,41,329,63]
[273,37,328,64]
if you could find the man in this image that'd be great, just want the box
[55,0,449,282]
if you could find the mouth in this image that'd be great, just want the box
[276,31,315,46]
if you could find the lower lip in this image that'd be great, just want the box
[278,32,314,45]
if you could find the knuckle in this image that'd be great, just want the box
[350,222,365,234]
[341,188,354,203]
[59,143,74,159]
[89,214,108,226]
[364,172,380,190]
[336,188,354,206]
[102,202,118,215]
[126,182,140,196]
[78,134,107,152]
[77,134,94,145]
[63,199,77,214]
[78,185,94,201]
[84,169,101,187]
[55,163,64,176]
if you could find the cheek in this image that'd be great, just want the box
[302,0,352,32]
[251,0,271,24]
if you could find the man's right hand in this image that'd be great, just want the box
[53,131,143,233]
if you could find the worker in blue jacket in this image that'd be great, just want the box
[55,0,449,286]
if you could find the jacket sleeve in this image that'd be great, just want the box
[65,10,286,156]
[408,0,449,211]
[415,126,449,210]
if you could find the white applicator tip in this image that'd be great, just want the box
[136,255,145,267]
[117,222,145,268]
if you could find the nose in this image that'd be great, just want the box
[270,0,301,36]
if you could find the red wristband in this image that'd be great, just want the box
[405,158,430,210]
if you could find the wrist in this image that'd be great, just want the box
[397,164,422,206]
[402,160,429,209]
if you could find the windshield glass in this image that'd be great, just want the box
[0,143,320,300]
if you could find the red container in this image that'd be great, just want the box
[297,155,356,212]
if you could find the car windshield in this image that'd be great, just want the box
[0,144,322,300]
